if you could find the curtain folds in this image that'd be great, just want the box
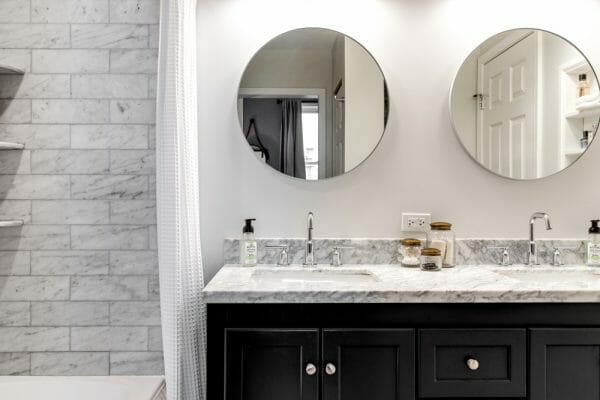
[156,0,206,399]
[280,99,306,179]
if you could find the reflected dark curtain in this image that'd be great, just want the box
[280,99,305,179]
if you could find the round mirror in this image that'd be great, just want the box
[237,28,389,180]
[450,29,599,179]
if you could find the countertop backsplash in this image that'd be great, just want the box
[224,238,587,266]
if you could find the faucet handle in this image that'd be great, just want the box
[265,245,289,266]
[488,246,511,266]
[331,246,354,267]
[552,247,563,266]
[549,245,579,266]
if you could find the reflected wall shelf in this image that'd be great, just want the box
[565,104,600,120]
[560,57,599,168]
[564,148,585,156]
[0,63,25,75]
[0,220,24,228]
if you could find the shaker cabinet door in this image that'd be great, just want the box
[322,329,415,400]
[531,329,600,400]
[225,329,319,400]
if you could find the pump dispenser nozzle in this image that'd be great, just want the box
[243,218,256,233]
[590,220,600,234]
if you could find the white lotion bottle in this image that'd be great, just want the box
[587,220,600,266]
[240,219,258,267]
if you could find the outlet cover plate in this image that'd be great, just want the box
[401,213,431,232]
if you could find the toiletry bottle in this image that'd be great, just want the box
[581,130,590,149]
[240,219,258,267]
[587,220,600,266]
[577,74,591,98]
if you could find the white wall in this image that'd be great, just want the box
[240,48,333,90]
[450,50,478,155]
[540,33,582,176]
[197,0,600,279]
[344,37,385,172]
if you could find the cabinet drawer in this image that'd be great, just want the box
[419,329,526,398]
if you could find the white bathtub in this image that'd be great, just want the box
[0,376,166,400]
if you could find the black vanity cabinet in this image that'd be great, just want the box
[322,329,415,400]
[419,329,526,398]
[224,328,415,400]
[226,329,319,400]
[208,304,600,400]
[530,329,600,400]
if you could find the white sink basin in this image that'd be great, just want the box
[251,269,378,284]
[496,269,600,283]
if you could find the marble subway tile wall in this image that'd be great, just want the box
[0,0,161,376]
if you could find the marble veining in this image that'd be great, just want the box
[203,264,600,304]
[224,238,587,266]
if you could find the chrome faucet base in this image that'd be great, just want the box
[528,212,552,266]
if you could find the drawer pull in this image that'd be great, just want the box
[465,357,480,371]
[325,362,337,375]
[305,363,317,376]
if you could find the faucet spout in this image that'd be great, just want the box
[528,212,552,265]
[304,212,315,267]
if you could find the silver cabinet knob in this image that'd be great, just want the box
[325,362,336,375]
[466,358,480,371]
[305,363,317,376]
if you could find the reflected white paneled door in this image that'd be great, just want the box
[478,31,539,179]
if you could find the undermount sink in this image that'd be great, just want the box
[251,268,378,284]
[496,269,600,284]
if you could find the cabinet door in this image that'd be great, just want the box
[322,329,415,400]
[226,329,319,400]
[531,329,600,400]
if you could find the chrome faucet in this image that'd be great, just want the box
[304,212,315,267]
[528,212,552,265]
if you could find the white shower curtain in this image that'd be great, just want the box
[156,0,206,399]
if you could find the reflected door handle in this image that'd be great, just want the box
[305,363,317,376]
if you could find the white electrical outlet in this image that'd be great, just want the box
[401,213,431,232]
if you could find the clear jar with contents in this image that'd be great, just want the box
[399,238,422,267]
[420,248,442,271]
[427,222,456,268]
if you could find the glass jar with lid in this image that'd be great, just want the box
[399,238,422,267]
[427,222,456,268]
[420,248,442,271]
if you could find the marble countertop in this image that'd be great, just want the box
[202,264,600,303]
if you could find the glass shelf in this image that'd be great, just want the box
[0,63,25,75]
[0,141,25,150]
[0,220,24,228]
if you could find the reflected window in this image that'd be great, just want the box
[301,102,319,180]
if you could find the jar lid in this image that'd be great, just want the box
[430,221,452,231]
[401,238,421,246]
[421,247,441,256]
